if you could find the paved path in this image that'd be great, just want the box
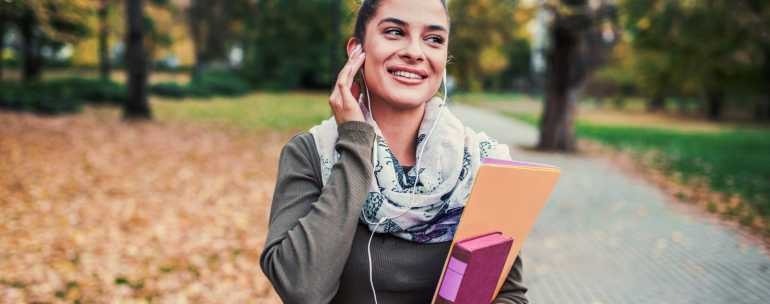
[451,104,770,304]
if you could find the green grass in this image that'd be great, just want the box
[153,92,331,131]
[507,112,539,125]
[505,112,770,218]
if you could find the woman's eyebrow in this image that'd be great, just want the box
[426,24,448,33]
[378,17,407,27]
[377,17,448,33]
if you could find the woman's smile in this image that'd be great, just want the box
[387,65,429,85]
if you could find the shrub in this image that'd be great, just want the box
[150,82,189,98]
[0,81,82,115]
[192,71,251,96]
[48,78,127,105]
[1,71,251,116]
[150,71,251,99]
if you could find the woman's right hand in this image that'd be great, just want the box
[329,45,366,125]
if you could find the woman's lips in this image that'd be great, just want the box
[390,72,425,85]
[387,66,428,85]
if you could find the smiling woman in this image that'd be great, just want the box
[259,1,529,303]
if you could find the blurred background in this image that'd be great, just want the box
[1,0,769,303]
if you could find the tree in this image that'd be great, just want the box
[0,13,7,81]
[622,0,762,121]
[735,0,770,120]
[6,1,90,82]
[124,0,151,120]
[448,0,520,91]
[330,0,342,80]
[187,0,252,79]
[0,0,13,81]
[537,0,618,151]
[98,0,111,81]
[243,0,356,89]
[19,8,43,82]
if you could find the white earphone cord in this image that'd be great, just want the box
[361,69,449,304]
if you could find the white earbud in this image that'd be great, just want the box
[360,65,449,304]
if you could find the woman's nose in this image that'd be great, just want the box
[398,38,426,63]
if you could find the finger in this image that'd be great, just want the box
[345,52,366,86]
[338,60,362,104]
[330,77,344,108]
[337,66,351,90]
[341,55,365,105]
[331,85,345,110]
[337,47,363,82]
[329,87,339,108]
[331,48,363,114]
[336,47,361,82]
[335,82,349,112]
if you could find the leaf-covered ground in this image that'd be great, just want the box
[0,109,287,303]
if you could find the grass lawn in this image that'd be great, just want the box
[153,91,331,132]
[502,109,770,229]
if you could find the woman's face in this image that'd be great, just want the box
[357,0,449,110]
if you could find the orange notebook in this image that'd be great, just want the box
[431,158,561,303]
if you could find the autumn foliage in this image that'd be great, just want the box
[0,110,284,303]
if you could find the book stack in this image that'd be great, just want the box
[431,158,561,303]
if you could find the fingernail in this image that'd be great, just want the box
[354,45,362,53]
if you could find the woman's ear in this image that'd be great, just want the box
[346,37,361,58]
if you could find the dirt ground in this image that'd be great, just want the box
[0,109,287,303]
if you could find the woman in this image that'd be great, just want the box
[260,0,528,303]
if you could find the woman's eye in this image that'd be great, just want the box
[384,28,403,37]
[426,36,445,45]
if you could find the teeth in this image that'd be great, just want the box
[392,70,422,80]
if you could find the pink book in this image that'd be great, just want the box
[435,232,514,304]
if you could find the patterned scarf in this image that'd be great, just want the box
[309,97,510,243]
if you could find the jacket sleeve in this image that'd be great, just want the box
[493,254,529,304]
[260,121,375,304]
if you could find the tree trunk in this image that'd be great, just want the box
[764,45,770,120]
[755,97,770,121]
[593,97,604,107]
[0,20,5,81]
[98,0,111,81]
[705,89,724,121]
[764,97,770,120]
[759,47,770,121]
[676,98,688,115]
[189,0,204,82]
[612,94,626,109]
[124,0,152,120]
[538,18,580,152]
[330,0,341,82]
[20,10,42,82]
[647,90,666,112]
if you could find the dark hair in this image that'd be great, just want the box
[353,0,448,43]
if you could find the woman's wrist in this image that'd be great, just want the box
[337,121,375,145]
